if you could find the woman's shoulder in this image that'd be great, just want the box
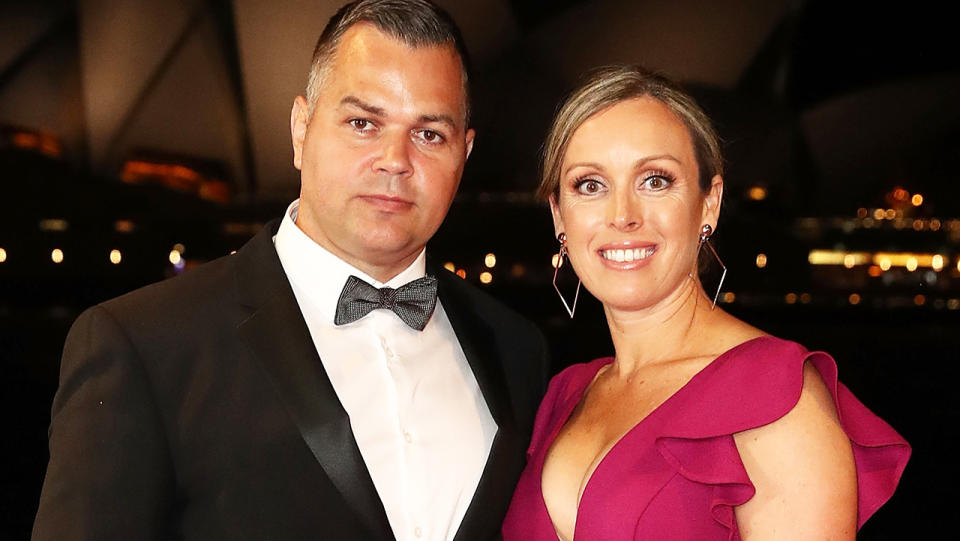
[659,333,910,530]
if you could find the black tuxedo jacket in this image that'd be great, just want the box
[33,220,549,541]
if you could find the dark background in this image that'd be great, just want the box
[3,0,958,538]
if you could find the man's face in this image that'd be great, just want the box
[291,23,474,281]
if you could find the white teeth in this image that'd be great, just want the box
[602,247,654,262]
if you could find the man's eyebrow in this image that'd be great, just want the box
[339,96,386,117]
[419,113,458,131]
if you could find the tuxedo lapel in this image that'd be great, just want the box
[434,268,523,541]
[233,222,394,541]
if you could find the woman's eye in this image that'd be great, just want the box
[575,179,603,194]
[643,175,671,191]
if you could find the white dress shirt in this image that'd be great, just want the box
[273,200,497,541]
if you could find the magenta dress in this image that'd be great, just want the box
[502,336,910,540]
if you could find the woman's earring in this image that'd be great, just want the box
[697,224,727,310]
[553,233,581,318]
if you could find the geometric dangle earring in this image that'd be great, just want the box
[552,233,581,318]
[697,224,727,310]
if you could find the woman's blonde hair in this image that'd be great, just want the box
[538,65,722,201]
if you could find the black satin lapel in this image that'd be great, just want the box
[234,228,394,541]
[436,273,523,541]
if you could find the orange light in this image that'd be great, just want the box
[843,254,856,269]
[484,253,496,268]
[930,218,942,231]
[913,219,924,231]
[51,248,64,264]
[868,265,883,277]
[848,293,861,305]
[785,293,798,305]
[893,187,909,201]
[443,262,455,272]
[0,248,6,263]
[511,264,526,277]
[479,271,493,284]
[115,220,135,233]
[800,293,812,304]
[109,249,122,264]
[722,292,735,303]
[914,294,926,306]
[856,208,868,218]
[884,209,896,220]
[911,194,924,206]
[872,208,885,220]
[755,253,768,268]
[455,269,466,279]
[905,257,919,272]
[748,186,767,200]
[932,255,945,272]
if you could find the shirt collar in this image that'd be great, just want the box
[274,199,427,323]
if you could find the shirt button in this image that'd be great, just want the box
[403,430,413,444]
[414,526,422,538]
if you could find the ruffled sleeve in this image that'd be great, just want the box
[653,337,910,537]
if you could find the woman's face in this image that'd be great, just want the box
[550,97,722,313]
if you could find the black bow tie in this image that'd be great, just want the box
[334,275,439,331]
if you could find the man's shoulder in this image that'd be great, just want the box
[435,268,542,340]
[93,221,281,330]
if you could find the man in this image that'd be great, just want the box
[32,1,548,539]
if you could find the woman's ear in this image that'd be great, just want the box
[549,193,565,238]
[701,174,724,230]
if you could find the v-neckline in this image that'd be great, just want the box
[539,336,769,541]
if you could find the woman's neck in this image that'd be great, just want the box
[603,276,719,376]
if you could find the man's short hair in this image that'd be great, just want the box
[305,0,472,124]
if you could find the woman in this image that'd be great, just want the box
[502,66,910,540]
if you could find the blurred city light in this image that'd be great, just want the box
[484,253,497,268]
[39,219,68,232]
[110,249,122,264]
[51,249,64,264]
[748,186,767,200]
[479,271,493,284]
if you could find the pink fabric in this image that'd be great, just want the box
[502,336,910,540]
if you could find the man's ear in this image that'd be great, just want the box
[464,128,476,161]
[549,193,565,239]
[291,95,309,171]
[701,174,723,230]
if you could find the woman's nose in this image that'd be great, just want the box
[609,192,641,231]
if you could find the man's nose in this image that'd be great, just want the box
[609,191,642,231]
[373,131,413,177]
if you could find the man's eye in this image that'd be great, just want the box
[417,130,443,144]
[349,119,372,131]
